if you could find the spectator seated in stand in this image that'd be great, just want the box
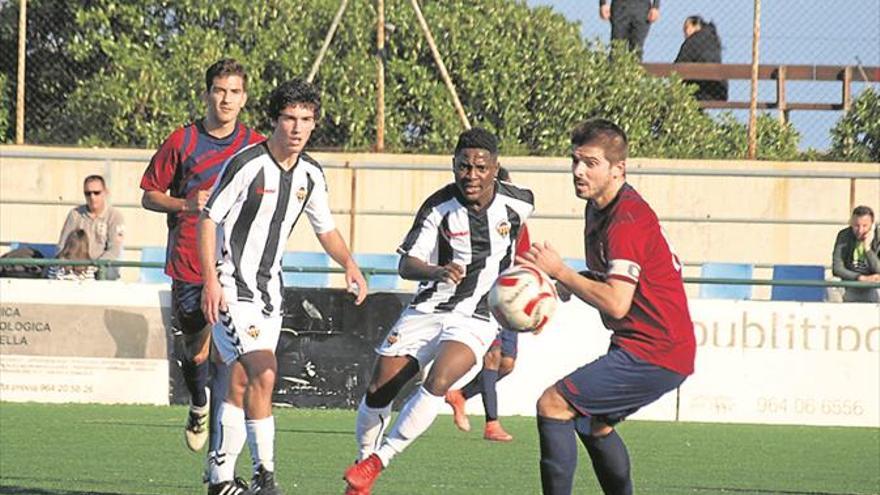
[832,205,880,303]
[57,174,125,280]
[47,229,97,281]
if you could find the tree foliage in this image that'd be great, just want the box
[0,0,808,160]
[829,88,880,163]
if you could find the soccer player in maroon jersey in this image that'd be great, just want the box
[140,59,264,465]
[520,118,696,495]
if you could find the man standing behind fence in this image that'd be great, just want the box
[140,59,264,476]
[599,0,660,61]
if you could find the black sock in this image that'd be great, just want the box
[480,369,500,421]
[460,370,483,400]
[578,428,633,495]
[209,360,230,452]
[182,358,209,408]
[537,416,577,495]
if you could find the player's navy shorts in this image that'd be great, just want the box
[171,280,208,335]
[556,345,686,426]
[491,329,518,359]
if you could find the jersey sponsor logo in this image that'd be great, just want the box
[246,325,260,338]
[256,187,276,195]
[442,228,469,239]
[496,220,511,237]
[296,187,307,202]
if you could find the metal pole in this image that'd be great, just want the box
[307,0,349,83]
[409,0,471,130]
[375,0,386,151]
[15,0,27,144]
[747,0,761,159]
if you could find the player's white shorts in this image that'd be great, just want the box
[376,308,497,367]
[212,302,282,365]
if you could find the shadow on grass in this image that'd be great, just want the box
[0,487,124,495]
[676,485,866,495]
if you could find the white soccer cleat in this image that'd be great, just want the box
[185,404,209,452]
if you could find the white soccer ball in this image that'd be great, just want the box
[488,265,558,333]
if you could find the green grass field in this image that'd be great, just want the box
[1,403,878,495]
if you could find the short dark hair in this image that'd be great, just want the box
[83,174,105,188]
[205,58,247,93]
[454,127,498,156]
[268,78,322,121]
[570,118,628,163]
[853,205,875,220]
[496,166,511,182]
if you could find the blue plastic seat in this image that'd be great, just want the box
[139,246,171,284]
[282,252,330,288]
[699,262,754,300]
[771,264,826,302]
[354,253,400,290]
[10,242,56,259]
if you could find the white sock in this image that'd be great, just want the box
[209,402,246,484]
[355,397,392,461]
[375,386,443,467]
[246,416,275,473]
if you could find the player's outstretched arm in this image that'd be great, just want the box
[520,241,636,320]
[398,255,465,285]
[316,229,368,305]
[197,214,225,325]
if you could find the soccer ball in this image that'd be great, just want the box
[488,265,558,333]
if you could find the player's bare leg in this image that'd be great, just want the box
[346,342,477,493]
[183,326,212,452]
[238,350,281,494]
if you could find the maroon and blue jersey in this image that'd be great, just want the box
[583,183,695,376]
[141,121,264,283]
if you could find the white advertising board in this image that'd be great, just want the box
[0,279,171,405]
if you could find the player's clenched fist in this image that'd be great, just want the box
[185,190,211,213]
[434,262,465,285]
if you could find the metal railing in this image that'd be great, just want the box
[1,258,877,291]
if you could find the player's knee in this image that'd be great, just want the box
[536,386,568,418]
[483,349,501,369]
[499,357,516,377]
[422,372,458,395]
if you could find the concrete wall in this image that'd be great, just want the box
[1,145,878,294]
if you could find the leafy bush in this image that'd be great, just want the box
[829,88,880,163]
[0,0,805,160]
[0,72,9,142]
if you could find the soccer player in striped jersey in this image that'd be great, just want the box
[199,79,368,495]
[343,129,535,495]
[521,119,695,495]
[141,59,264,465]
[445,167,530,443]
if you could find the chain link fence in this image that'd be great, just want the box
[2,0,878,155]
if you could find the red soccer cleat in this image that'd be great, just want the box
[444,389,471,432]
[343,454,383,494]
[483,420,513,442]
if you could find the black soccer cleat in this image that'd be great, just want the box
[207,477,253,495]
[250,464,283,495]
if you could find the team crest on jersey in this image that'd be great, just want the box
[496,220,511,237]
[386,331,399,345]
[246,325,260,338]
[296,187,307,202]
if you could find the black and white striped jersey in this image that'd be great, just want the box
[204,142,335,316]
[398,180,535,321]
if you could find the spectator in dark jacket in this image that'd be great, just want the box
[675,16,728,101]
[832,205,880,303]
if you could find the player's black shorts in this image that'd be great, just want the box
[490,329,518,359]
[556,345,685,426]
[171,280,208,335]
